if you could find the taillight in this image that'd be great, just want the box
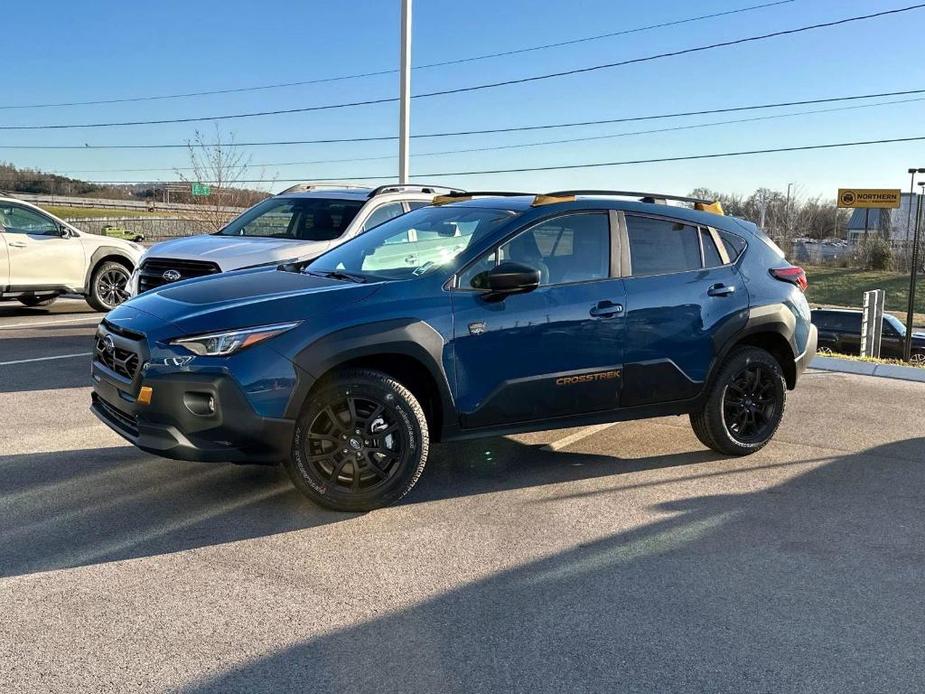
[770,266,808,292]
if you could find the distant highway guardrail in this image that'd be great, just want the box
[11,192,246,215]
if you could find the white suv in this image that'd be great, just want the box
[130,184,458,295]
[0,196,144,311]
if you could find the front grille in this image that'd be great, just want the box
[138,257,221,294]
[93,394,139,437]
[95,334,141,379]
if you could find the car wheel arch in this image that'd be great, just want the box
[288,319,456,440]
[708,305,800,391]
[84,249,136,292]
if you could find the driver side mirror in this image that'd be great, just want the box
[472,261,541,300]
[57,225,71,238]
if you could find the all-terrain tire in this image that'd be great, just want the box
[285,369,430,512]
[690,346,787,456]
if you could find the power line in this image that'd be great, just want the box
[2,3,920,131]
[52,96,925,174]
[0,1,795,111]
[7,86,924,152]
[17,135,924,185]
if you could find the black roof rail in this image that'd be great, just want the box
[440,190,534,198]
[543,190,714,205]
[366,184,466,198]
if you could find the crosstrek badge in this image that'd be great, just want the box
[556,370,621,386]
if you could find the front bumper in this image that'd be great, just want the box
[91,364,294,464]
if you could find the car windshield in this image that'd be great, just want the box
[884,313,907,337]
[306,205,516,280]
[217,196,365,241]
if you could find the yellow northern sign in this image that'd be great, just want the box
[837,188,902,209]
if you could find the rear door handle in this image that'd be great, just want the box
[589,301,624,319]
[708,283,735,297]
[7,241,26,248]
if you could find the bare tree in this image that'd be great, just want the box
[175,126,269,231]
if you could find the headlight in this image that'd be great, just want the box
[170,322,300,356]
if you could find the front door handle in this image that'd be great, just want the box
[589,301,624,319]
[708,283,736,297]
[7,241,26,248]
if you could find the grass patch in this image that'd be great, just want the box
[41,205,161,219]
[817,351,925,369]
[805,264,925,325]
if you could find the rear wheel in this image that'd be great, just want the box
[18,295,57,308]
[87,261,131,312]
[285,369,430,512]
[690,346,786,456]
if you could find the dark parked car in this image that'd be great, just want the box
[91,190,817,511]
[811,308,925,363]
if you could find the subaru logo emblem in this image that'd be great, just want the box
[102,335,115,353]
[163,269,182,282]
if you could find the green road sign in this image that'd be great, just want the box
[191,182,211,197]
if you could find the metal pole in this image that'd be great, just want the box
[905,171,916,267]
[904,190,923,361]
[398,0,412,184]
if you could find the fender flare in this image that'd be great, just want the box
[706,303,799,391]
[285,318,455,428]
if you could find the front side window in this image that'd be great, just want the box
[626,215,702,277]
[361,202,405,232]
[460,212,610,288]
[0,205,58,235]
[307,206,515,280]
[217,197,365,241]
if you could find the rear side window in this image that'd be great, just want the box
[626,216,701,276]
[701,229,724,267]
[718,230,747,261]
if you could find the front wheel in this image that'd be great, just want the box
[285,369,430,512]
[87,261,131,312]
[690,346,787,456]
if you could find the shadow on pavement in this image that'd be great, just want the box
[184,437,925,694]
[0,437,724,579]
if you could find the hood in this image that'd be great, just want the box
[144,234,330,271]
[122,266,380,335]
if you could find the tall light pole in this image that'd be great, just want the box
[904,182,925,361]
[904,168,925,269]
[398,0,412,184]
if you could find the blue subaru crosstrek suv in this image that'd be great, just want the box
[91,190,817,511]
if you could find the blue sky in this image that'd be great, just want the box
[4,0,925,199]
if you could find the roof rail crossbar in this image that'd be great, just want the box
[366,184,466,198]
[543,190,714,205]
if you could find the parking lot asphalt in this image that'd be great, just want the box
[1,300,924,693]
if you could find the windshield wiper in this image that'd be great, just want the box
[308,270,368,283]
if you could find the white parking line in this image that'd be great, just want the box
[543,423,617,452]
[0,352,93,367]
[0,317,101,330]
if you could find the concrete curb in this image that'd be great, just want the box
[810,356,925,383]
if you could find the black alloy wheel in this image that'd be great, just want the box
[690,346,787,456]
[722,363,780,444]
[286,369,429,512]
[306,394,406,494]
